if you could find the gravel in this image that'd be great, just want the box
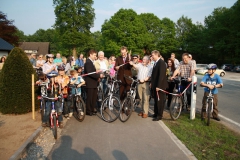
[21,117,68,160]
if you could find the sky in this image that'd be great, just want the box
[0,0,237,35]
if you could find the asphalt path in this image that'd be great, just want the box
[196,74,240,125]
[48,108,190,160]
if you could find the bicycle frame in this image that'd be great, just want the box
[174,78,188,107]
[206,90,214,113]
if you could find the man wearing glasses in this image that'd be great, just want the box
[171,53,195,111]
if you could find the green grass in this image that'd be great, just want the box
[163,113,240,160]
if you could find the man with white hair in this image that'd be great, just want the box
[94,51,109,94]
[130,56,153,118]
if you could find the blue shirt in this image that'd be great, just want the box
[75,58,84,67]
[54,58,62,64]
[201,74,223,94]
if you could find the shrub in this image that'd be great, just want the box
[0,47,36,114]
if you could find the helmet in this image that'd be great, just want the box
[57,65,65,71]
[207,63,217,70]
[46,54,54,58]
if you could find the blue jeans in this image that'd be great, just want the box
[100,77,107,94]
[42,101,63,123]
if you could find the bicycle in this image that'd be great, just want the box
[119,76,140,122]
[169,77,191,120]
[100,78,121,123]
[68,84,86,122]
[201,89,214,126]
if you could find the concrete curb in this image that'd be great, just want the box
[158,121,197,160]
[9,126,43,160]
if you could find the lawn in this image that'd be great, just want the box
[163,113,240,160]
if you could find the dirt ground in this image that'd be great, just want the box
[0,111,41,160]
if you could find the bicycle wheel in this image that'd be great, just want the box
[207,100,212,126]
[74,96,86,122]
[52,114,57,139]
[169,96,183,120]
[119,96,133,122]
[100,95,121,123]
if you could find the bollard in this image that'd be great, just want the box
[32,74,35,120]
[190,75,197,120]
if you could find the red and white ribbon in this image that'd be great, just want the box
[156,82,197,100]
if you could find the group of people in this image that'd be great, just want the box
[36,46,223,128]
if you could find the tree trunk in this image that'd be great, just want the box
[72,47,77,59]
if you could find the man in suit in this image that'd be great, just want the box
[114,46,132,100]
[84,49,104,116]
[150,50,168,121]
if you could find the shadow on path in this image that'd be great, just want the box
[51,135,101,160]
[112,150,129,160]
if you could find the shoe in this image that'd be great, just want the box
[213,117,220,121]
[142,114,148,118]
[42,122,47,127]
[86,112,93,116]
[138,112,143,116]
[149,114,157,118]
[152,117,162,121]
[59,122,63,128]
[93,108,97,114]
[69,112,73,117]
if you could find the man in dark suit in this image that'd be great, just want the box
[84,49,104,116]
[114,46,132,100]
[150,50,168,121]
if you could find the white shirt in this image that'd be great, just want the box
[99,60,107,70]
[135,63,153,81]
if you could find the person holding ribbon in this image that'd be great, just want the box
[114,46,132,101]
[84,49,104,116]
[150,50,168,121]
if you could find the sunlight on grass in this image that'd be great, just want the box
[163,113,240,160]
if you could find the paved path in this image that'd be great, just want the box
[48,108,192,160]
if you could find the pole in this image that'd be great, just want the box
[32,74,35,120]
[190,75,197,120]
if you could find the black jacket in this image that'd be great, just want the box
[151,59,168,90]
[84,58,100,88]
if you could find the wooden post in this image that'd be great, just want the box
[32,74,35,120]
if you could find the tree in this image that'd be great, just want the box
[0,47,36,114]
[157,18,178,57]
[53,0,95,57]
[175,15,195,52]
[101,9,150,57]
[138,13,162,55]
[0,11,19,46]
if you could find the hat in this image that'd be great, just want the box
[132,54,138,58]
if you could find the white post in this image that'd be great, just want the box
[190,75,197,120]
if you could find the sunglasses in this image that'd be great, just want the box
[133,57,138,59]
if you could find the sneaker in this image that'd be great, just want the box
[69,112,73,117]
[59,122,63,128]
[42,123,47,127]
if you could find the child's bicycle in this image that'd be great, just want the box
[68,84,86,122]
[201,89,214,126]
[119,76,140,122]
[169,77,191,120]
[100,78,121,123]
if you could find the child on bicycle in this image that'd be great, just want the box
[200,63,223,121]
[70,69,85,95]
[54,65,70,127]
